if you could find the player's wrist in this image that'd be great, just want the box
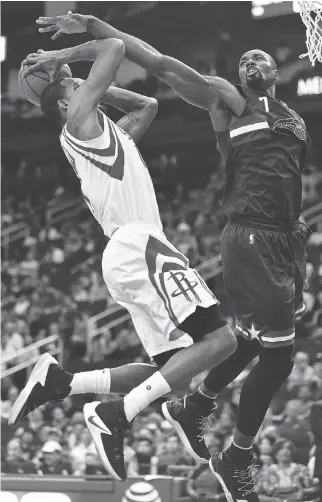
[84,15,96,33]
[86,15,117,39]
[56,47,74,65]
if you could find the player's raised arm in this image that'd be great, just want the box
[99,86,158,143]
[24,38,125,136]
[36,12,246,116]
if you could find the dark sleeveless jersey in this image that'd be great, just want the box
[217,85,309,224]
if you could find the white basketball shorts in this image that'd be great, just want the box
[102,222,219,359]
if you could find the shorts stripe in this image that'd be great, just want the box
[236,325,250,337]
[261,332,295,343]
[295,304,306,315]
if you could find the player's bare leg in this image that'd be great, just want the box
[9,357,191,427]
[83,324,237,480]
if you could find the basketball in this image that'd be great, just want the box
[18,63,72,107]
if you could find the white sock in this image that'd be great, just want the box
[69,368,111,395]
[123,371,171,422]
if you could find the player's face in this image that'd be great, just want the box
[57,78,81,116]
[61,78,81,102]
[239,50,278,91]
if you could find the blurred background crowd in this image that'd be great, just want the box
[1,2,322,501]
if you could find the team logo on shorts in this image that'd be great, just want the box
[169,271,201,302]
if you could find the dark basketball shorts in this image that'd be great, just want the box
[221,221,306,347]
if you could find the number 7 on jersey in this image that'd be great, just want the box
[259,96,269,112]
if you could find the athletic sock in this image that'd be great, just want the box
[228,441,253,467]
[123,371,171,422]
[189,384,217,413]
[69,368,111,395]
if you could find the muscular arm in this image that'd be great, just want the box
[86,16,246,119]
[100,86,158,142]
[55,38,125,139]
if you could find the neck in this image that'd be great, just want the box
[266,83,275,98]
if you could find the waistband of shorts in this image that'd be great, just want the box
[230,217,300,233]
[110,221,163,239]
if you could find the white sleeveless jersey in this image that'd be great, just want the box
[60,112,163,238]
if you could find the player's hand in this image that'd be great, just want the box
[22,49,60,79]
[36,10,88,40]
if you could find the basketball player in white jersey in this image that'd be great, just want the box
[10,39,237,480]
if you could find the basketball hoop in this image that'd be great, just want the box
[297,1,322,66]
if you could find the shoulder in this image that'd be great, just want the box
[67,98,104,141]
[205,76,246,118]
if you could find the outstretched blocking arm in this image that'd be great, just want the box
[37,13,246,118]
[86,17,246,117]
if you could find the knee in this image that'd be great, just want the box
[260,345,294,388]
[207,324,237,357]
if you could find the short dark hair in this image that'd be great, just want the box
[40,78,67,131]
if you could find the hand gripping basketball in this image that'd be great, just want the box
[36,11,88,40]
[22,49,61,79]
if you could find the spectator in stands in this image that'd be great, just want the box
[174,222,200,266]
[276,400,312,465]
[256,440,315,501]
[124,434,139,476]
[134,436,156,475]
[186,463,224,501]
[69,428,95,475]
[28,408,45,433]
[256,436,276,470]
[20,428,37,461]
[38,440,73,475]
[2,438,37,474]
[154,433,195,475]
[2,322,24,360]
[1,385,19,420]
[66,417,86,450]
[310,399,322,498]
[36,425,53,446]
[287,352,316,391]
[51,406,69,431]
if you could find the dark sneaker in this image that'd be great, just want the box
[209,449,259,502]
[84,399,129,481]
[9,353,72,426]
[162,396,216,463]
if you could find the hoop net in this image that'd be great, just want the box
[297,1,322,66]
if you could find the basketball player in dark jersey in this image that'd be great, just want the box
[35,12,310,502]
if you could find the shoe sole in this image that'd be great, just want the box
[9,353,58,426]
[161,402,208,464]
[84,401,124,481]
[209,458,235,502]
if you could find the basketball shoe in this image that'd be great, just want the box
[84,399,129,481]
[162,395,216,463]
[9,353,72,426]
[209,447,259,502]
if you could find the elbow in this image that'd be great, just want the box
[109,38,126,53]
[100,38,125,57]
[147,97,158,113]
[145,98,158,119]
